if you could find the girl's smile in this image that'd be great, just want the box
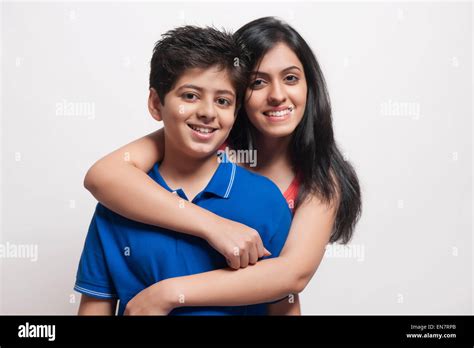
[262,105,295,122]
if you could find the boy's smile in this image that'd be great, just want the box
[187,123,218,140]
[149,66,236,159]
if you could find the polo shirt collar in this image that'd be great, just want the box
[204,152,236,199]
[154,152,236,200]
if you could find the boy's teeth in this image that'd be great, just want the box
[191,125,213,133]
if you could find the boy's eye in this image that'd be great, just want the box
[216,97,232,106]
[182,92,198,101]
[285,75,299,83]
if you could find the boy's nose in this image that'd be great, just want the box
[196,100,217,120]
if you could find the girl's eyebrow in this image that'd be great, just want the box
[251,65,303,77]
[281,65,302,73]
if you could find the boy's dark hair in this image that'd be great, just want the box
[149,26,249,107]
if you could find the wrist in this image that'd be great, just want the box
[196,210,221,241]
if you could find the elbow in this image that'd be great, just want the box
[83,164,104,195]
[279,258,315,294]
[289,271,313,294]
[83,167,96,192]
[290,277,307,294]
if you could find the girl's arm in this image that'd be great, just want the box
[84,128,208,236]
[124,193,338,315]
[84,128,269,269]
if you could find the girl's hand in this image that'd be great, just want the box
[124,281,173,316]
[206,217,271,269]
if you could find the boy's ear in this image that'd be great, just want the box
[148,88,163,122]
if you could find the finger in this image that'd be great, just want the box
[263,247,272,257]
[249,243,258,265]
[226,257,239,270]
[256,237,265,258]
[240,249,249,268]
[227,248,240,269]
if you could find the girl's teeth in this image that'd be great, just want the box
[268,111,283,117]
[266,107,293,117]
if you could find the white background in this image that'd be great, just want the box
[1,1,472,314]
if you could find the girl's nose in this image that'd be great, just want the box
[267,83,286,105]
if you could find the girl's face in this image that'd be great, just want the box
[244,43,307,140]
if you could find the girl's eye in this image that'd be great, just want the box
[217,98,232,106]
[182,92,198,101]
[250,78,266,89]
[285,75,299,83]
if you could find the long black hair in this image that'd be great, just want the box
[229,17,361,244]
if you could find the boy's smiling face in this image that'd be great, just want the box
[149,66,236,159]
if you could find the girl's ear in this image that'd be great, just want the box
[148,88,163,121]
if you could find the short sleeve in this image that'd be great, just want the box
[74,206,117,299]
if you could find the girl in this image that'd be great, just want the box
[81,17,361,315]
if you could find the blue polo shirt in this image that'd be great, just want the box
[74,153,292,315]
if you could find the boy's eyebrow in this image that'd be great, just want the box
[251,65,302,77]
[177,84,235,97]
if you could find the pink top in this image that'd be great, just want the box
[218,141,299,214]
[283,175,300,215]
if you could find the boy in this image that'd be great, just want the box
[74,26,292,315]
